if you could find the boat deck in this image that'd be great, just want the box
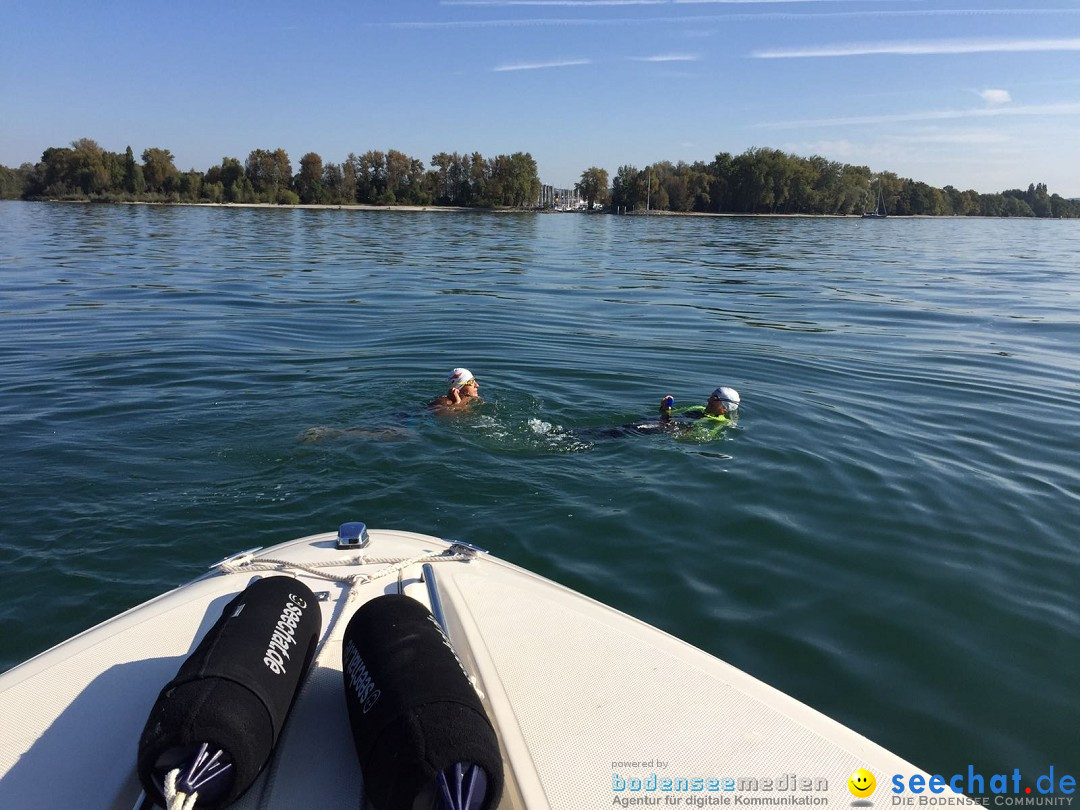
[0,528,952,809]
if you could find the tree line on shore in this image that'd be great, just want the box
[1,138,1077,218]
[0,139,541,209]
[592,150,1079,218]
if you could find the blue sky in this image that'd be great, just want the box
[3,0,1079,195]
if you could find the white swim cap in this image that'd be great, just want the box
[447,368,475,389]
[710,387,740,410]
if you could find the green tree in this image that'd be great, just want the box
[205,156,251,203]
[202,180,225,203]
[1003,196,1035,217]
[431,152,454,204]
[320,161,347,204]
[69,138,110,196]
[384,149,430,205]
[0,164,30,199]
[448,154,470,205]
[497,152,540,207]
[245,148,292,202]
[339,159,358,204]
[429,151,477,206]
[175,170,202,202]
[784,157,818,213]
[123,146,144,194]
[897,179,942,215]
[642,165,667,211]
[1049,193,1080,218]
[468,152,490,207]
[295,152,326,204]
[576,167,609,210]
[610,165,643,211]
[652,161,685,210]
[730,148,774,213]
[37,146,77,197]
[706,153,734,213]
[205,156,246,201]
[351,151,386,204]
[142,147,178,193]
[1027,183,1052,217]
[230,175,256,203]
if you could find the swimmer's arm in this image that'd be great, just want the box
[659,396,701,416]
[659,398,705,422]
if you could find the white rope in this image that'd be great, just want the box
[215,548,476,585]
[163,769,198,810]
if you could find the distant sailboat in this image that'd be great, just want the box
[863,181,887,218]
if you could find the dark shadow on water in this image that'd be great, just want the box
[299,425,414,443]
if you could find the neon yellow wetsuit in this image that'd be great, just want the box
[664,405,731,442]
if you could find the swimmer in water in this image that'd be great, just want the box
[302,369,484,441]
[427,367,482,411]
[578,385,740,442]
[656,386,740,441]
[660,386,739,421]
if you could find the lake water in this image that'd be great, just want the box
[1,201,1077,782]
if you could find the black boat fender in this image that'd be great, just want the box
[342,593,504,810]
[137,575,322,809]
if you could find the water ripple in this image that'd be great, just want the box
[1,202,1078,777]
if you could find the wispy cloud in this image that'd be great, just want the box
[493,58,592,71]
[979,88,1012,105]
[759,102,1080,129]
[676,0,869,3]
[445,0,901,4]
[384,10,1080,30]
[754,38,1080,59]
[444,0,666,5]
[893,130,1013,146]
[387,16,724,30]
[630,53,700,62]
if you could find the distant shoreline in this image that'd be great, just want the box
[10,141,1076,217]
[179,202,863,218]
[43,199,889,218]
[27,199,1076,220]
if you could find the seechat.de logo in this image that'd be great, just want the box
[850,769,878,804]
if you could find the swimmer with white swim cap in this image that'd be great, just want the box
[585,384,740,441]
[657,386,740,439]
[427,367,482,411]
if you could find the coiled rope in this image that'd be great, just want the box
[163,769,198,810]
[214,546,477,587]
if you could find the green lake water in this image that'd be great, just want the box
[1,201,1077,781]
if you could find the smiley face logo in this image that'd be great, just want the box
[848,769,877,798]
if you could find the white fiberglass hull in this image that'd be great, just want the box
[0,526,949,809]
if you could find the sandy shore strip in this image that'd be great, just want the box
[59,199,891,217]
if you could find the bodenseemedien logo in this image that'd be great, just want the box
[611,772,830,806]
